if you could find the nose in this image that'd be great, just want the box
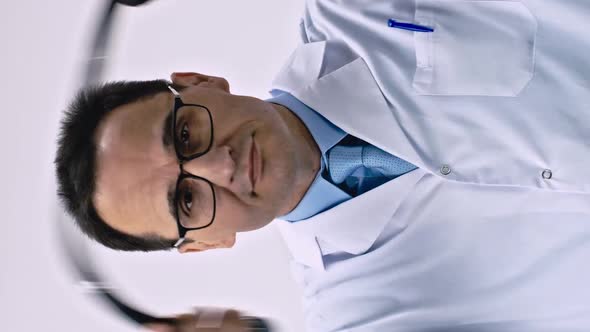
[181,145,243,192]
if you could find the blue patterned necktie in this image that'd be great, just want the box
[327,141,417,195]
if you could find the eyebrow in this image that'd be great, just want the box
[162,109,174,148]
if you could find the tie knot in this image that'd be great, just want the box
[327,142,418,186]
[327,145,364,184]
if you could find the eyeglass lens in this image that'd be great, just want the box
[175,105,212,158]
[176,176,215,228]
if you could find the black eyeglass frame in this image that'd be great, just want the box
[168,86,217,246]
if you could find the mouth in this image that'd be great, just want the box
[249,135,261,191]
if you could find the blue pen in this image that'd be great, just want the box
[388,19,434,32]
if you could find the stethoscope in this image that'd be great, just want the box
[57,0,270,330]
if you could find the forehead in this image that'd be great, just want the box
[93,92,179,239]
[96,92,172,151]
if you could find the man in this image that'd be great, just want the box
[56,0,590,331]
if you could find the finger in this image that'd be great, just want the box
[144,323,174,332]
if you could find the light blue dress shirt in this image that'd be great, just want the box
[269,90,417,221]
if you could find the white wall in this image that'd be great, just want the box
[0,0,306,331]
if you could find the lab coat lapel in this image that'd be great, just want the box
[272,42,428,269]
[277,168,427,270]
[272,42,426,169]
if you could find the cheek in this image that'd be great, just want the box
[261,129,297,181]
[216,96,268,125]
[212,191,254,231]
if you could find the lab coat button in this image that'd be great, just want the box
[440,165,451,175]
[542,169,553,179]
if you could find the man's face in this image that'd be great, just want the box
[93,72,319,252]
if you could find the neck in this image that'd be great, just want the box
[272,103,321,215]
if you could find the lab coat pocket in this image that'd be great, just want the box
[413,0,537,96]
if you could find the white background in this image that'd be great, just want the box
[0,0,306,331]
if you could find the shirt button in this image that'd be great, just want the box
[542,169,553,179]
[440,164,452,175]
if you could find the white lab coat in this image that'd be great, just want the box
[272,0,590,331]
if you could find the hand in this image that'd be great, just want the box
[145,308,250,332]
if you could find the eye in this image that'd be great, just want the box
[180,123,190,147]
[182,189,193,215]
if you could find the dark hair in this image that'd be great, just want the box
[55,80,177,251]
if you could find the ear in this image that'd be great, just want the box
[177,234,236,254]
[170,72,230,93]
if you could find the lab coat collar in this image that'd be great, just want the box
[272,41,425,169]
[271,42,428,269]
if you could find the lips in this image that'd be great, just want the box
[249,136,260,191]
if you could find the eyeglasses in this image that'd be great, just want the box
[167,86,216,248]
